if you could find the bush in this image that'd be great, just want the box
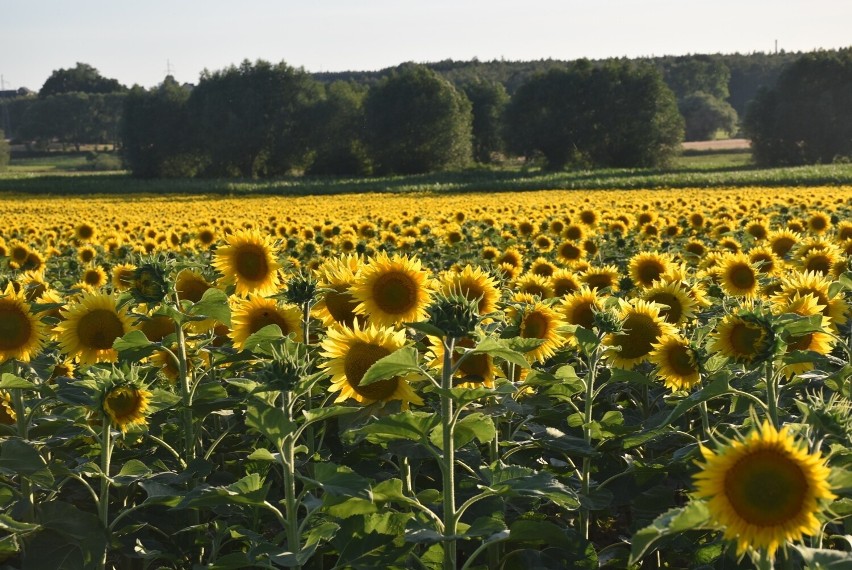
[0,131,9,172]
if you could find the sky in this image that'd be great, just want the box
[3,0,852,91]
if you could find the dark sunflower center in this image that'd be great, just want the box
[724,448,808,526]
[614,313,660,359]
[454,337,489,382]
[521,311,551,339]
[199,230,215,244]
[105,387,142,420]
[372,272,416,315]
[0,305,32,350]
[647,292,683,323]
[248,308,293,336]
[234,244,270,282]
[729,322,765,357]
[728,264,756,291]
[553,278,579,297]
[636,261,666,286]
[141,316,176,343]
[324,287,359,326]
[560,243,582,260]
[177,278,210,303]
[584,273,614,290]
[787,333,813,352]
[665,344,697,376]
[804,255,831,275]
[78,309,125,350]
[80,249,95,263]
[771,237,796,257]
[532,264,554,277]
[84,270,103,286]
[567,301,596,330]
[344,342,399,400]
[522,284,548,298]
[751,254,775,273]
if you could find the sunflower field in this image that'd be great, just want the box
[0,187,852,569]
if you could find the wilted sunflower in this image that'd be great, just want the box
[717,253,760,298]
[213,229,281,297]
[603,299,677,369]
[641,280,698,326]
[649,335,701,391]
[351,252,432,327]
[54,292,136,365]
[693,421,835,559]
[436,265,500,316]
[708,312,776,366]
[427,336,501,388]
[508,299,566,363]
[102,384,152,432]
[230,295,304,351]
[0,283,47,363]
[629,252,673,289]
[320,323,423,408]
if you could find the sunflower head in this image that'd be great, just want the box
[54,292,136,365]
[425,291,482,339]
[130,262,169,305]
[693,421,835,559]
[92,366,152,432]
[283,271,319,306]
[213,229,281,297]
[709,311,778,366]
[603,299,677,369]
[0,283,47,364]
[649,335,703,391]
[351,252,433,328]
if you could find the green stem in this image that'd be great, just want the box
[579,351,598,542]
[765,361,779,428]
[698,400,711,440]
[441,336,457,570]
[11,388,34,522]
[280,390,301,569]
[173,314,195,462]
[99,416,114,569]
[301,301,316,462]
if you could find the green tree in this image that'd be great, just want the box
[0,130,10,171]
[122,77,198,178]
[660,56,730,100]
[39,63,125,98]
[364,64,473,174]
[744,50,852,166]
[461,80,508,163]
[305,81,370,176]
[187,59,321,177]
[679,91,739,141]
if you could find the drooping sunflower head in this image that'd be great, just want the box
[437,265,500,316]
[603,299,677,369]
[708,311,778,366]
[351,252,433,328]
[649,334,702,391]
[693,421,835,558]
[230,295,304,351]
[54,292,136,365]
[320,323,423,408]
[212,229,281,297]
[629,251,674,289]
[0,283,47,363]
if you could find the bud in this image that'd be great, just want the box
[131,263,169,304]
[426,292,481,339]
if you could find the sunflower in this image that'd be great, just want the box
[560,286,603,332]
[497,248,524,271]
[313,255,363,328]
[54,292,136,365]
[603,299,677,369]
[427,336,501,388]
[514,273,554,300]
[767,229,800,258]
[579,264,621,292]
[775,294,836,379]
[797,244,842,276]
[649,335,701,391]
[551,269,582,297]
[212,229,281,297]
[747,245,782,276]
[717,253,760,298]
[320,323,423,407]
[0,283,47,363]
[508,300,566,363]
[112,263,137,291]
[529,258,557,278]
[806,212,831,234]
[77,245,97,265]
[0,392,16,425]
[641,280,698,325]
[693,421,835,559]
[74,222,97,242]
[708,312,776,366]
[79,266,108,291]
[771,270,848,329]
[436,265,500,316]
[351,252,432,328]
[230,295,304,351]
[556,241,585,264]
[102,384,152,432]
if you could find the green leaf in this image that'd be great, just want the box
[113,329,157,361]
[178,473,269,509]
[472,338,530,368]
[245,401,297,449]
[0,438,53,487]
[241,324,284,354]
[312,463,373,500]
[483,463,580,509]
[0,373,36,390]
[188,287,231,326]
[138,480,182,507]
[359,346,421,387]
[628,501,711,564]
[0,513,40,534]
[793,544,852,567]
[508,519,567,544]
[653,372,732,428]
[358,411,440,445]
[573,325,600,357]
[112,459,152,486]
[302,406,360,425]
[371,479,407,503]
[777,313,825,337]
[247,448,279,462]
[430,412,495,449]
[406,321,447,337]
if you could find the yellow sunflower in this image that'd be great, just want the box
[771,270,848,329]
[427,336,501,388]
[0,283,47,363]
[514,273,555,300]
[102,384,152,432]
[112,263,137,292]
[649,335,701,391]
[551,269,582,297]
[717,253,760,298]
[629,252,674,289]
[79,266,108,291]
[560,286,603,333]
[54,292,136,365]
[579,264,621,292]
[747,245,782,276]
[436,265,500,316]
[313,255,363,328]
[320,323,423,407]
[556,241,585,264]
[212,229,281,297]
[708,312,776,366]
[767,229,801,258]
[351,252,432,328]
[775,294,836,379]
[0,392,16,425]
[641,280,698,326]
[603,299,677,369]
[230,295,304,351]
[508,299,566,363]
[693,421,835,559]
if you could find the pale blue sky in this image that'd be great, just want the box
[3,0,851,91]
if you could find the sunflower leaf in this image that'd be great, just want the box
[245,401,297,449]
[188,287,231,326]
[359,346,421,387]
[113,330,157,361]
[472,338,530,368]
[0,374,36,390]
[628,501,711,565]
[652,372,732,429]
[358,411,439,445]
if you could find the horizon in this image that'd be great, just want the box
[5,0,852,91]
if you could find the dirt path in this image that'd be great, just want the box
[682,138,750,151]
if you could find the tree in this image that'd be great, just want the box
[187,59,321,177]
[678,91,739,141]
[18,92,126,151]
[122,77,198,178]
[744,50,852,166]
[39,63,125,98]
[364,64,473,174]
[660,56,730,101]
[305,81,370,176]
[461,80,508,163]
[0,130,9,171]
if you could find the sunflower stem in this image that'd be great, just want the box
[441,336,458,570]
[11,386,34,522]
[765,360,779,428]
[99,416,114,570]
[699,400,711,440]
[280,389,301,568]
[301,301,316,463]
[579,347,599,542]
[173,313,196,461]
